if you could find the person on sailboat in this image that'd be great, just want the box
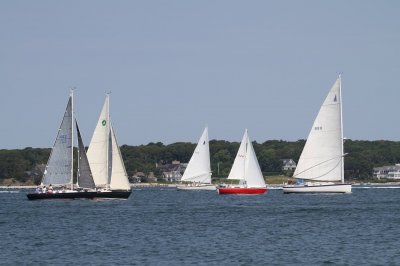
[35,186,42,194]
[48,184,53,193]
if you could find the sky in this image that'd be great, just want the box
[1,0,399,149]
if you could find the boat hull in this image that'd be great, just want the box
[94,190,132,199]
[282,183,352,194]
[27,191,97,200]
[217,187,268,195]
[177,184,216,191]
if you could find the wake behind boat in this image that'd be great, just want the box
[283,76,351,194]
[176,127,216,191]
[27,91,98,200]
[217,129,267,195]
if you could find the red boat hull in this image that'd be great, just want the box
[217,187,268,195]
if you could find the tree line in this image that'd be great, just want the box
[1,139,400,184]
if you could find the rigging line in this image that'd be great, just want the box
[183,173,211,182]
[293,155,344,179]
[304,158,343,181]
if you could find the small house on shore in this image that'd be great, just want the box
[281,159,297,171]
[159,161,187,182]
[373,164,400,179]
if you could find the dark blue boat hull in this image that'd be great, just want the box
[27,191,97,200]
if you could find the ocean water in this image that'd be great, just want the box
[1,186,400,265]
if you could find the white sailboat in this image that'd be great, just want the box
[283,76,352,193]
[27,91,97,200]
[217,129,267,195]
[87,94,131,198]
[177,127,215,191]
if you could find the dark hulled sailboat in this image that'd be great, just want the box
[27,91,97,200]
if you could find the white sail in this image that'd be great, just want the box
[181,127,212,184]
[227,130,247,180]
[294,77,343,182]
[244,132,266,188]
[109,123,131,190]
[87,96,110,187]
[228,130,265,188]
[42,95,73,186]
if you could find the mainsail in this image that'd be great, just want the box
[294,76,344,182]
[42,96,73,186]
[87,96,110,187]
[181,127,212,184]
[228,129,265,188]
[227,130,247,181]
[76,121,96,189]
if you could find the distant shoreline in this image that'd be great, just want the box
[1,182,400,189]
[0,183,179,189]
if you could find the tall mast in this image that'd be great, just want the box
[339,75,344,184]
[76,120,80,188]
[244,129,248,186]
[70,89,74,190]
[106,93,111,190]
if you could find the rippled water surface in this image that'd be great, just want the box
[1,187,400,265]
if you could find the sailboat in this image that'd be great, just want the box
[282,76,352,193]
[176,127,216,191]
[217,129,267,195]
[27,91,97,200]
[87,94,132,199]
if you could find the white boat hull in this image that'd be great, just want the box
[282,183,352,194]
[176,184,216,191]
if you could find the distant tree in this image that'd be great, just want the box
[211,149,233,177]
[4,139,400,183]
